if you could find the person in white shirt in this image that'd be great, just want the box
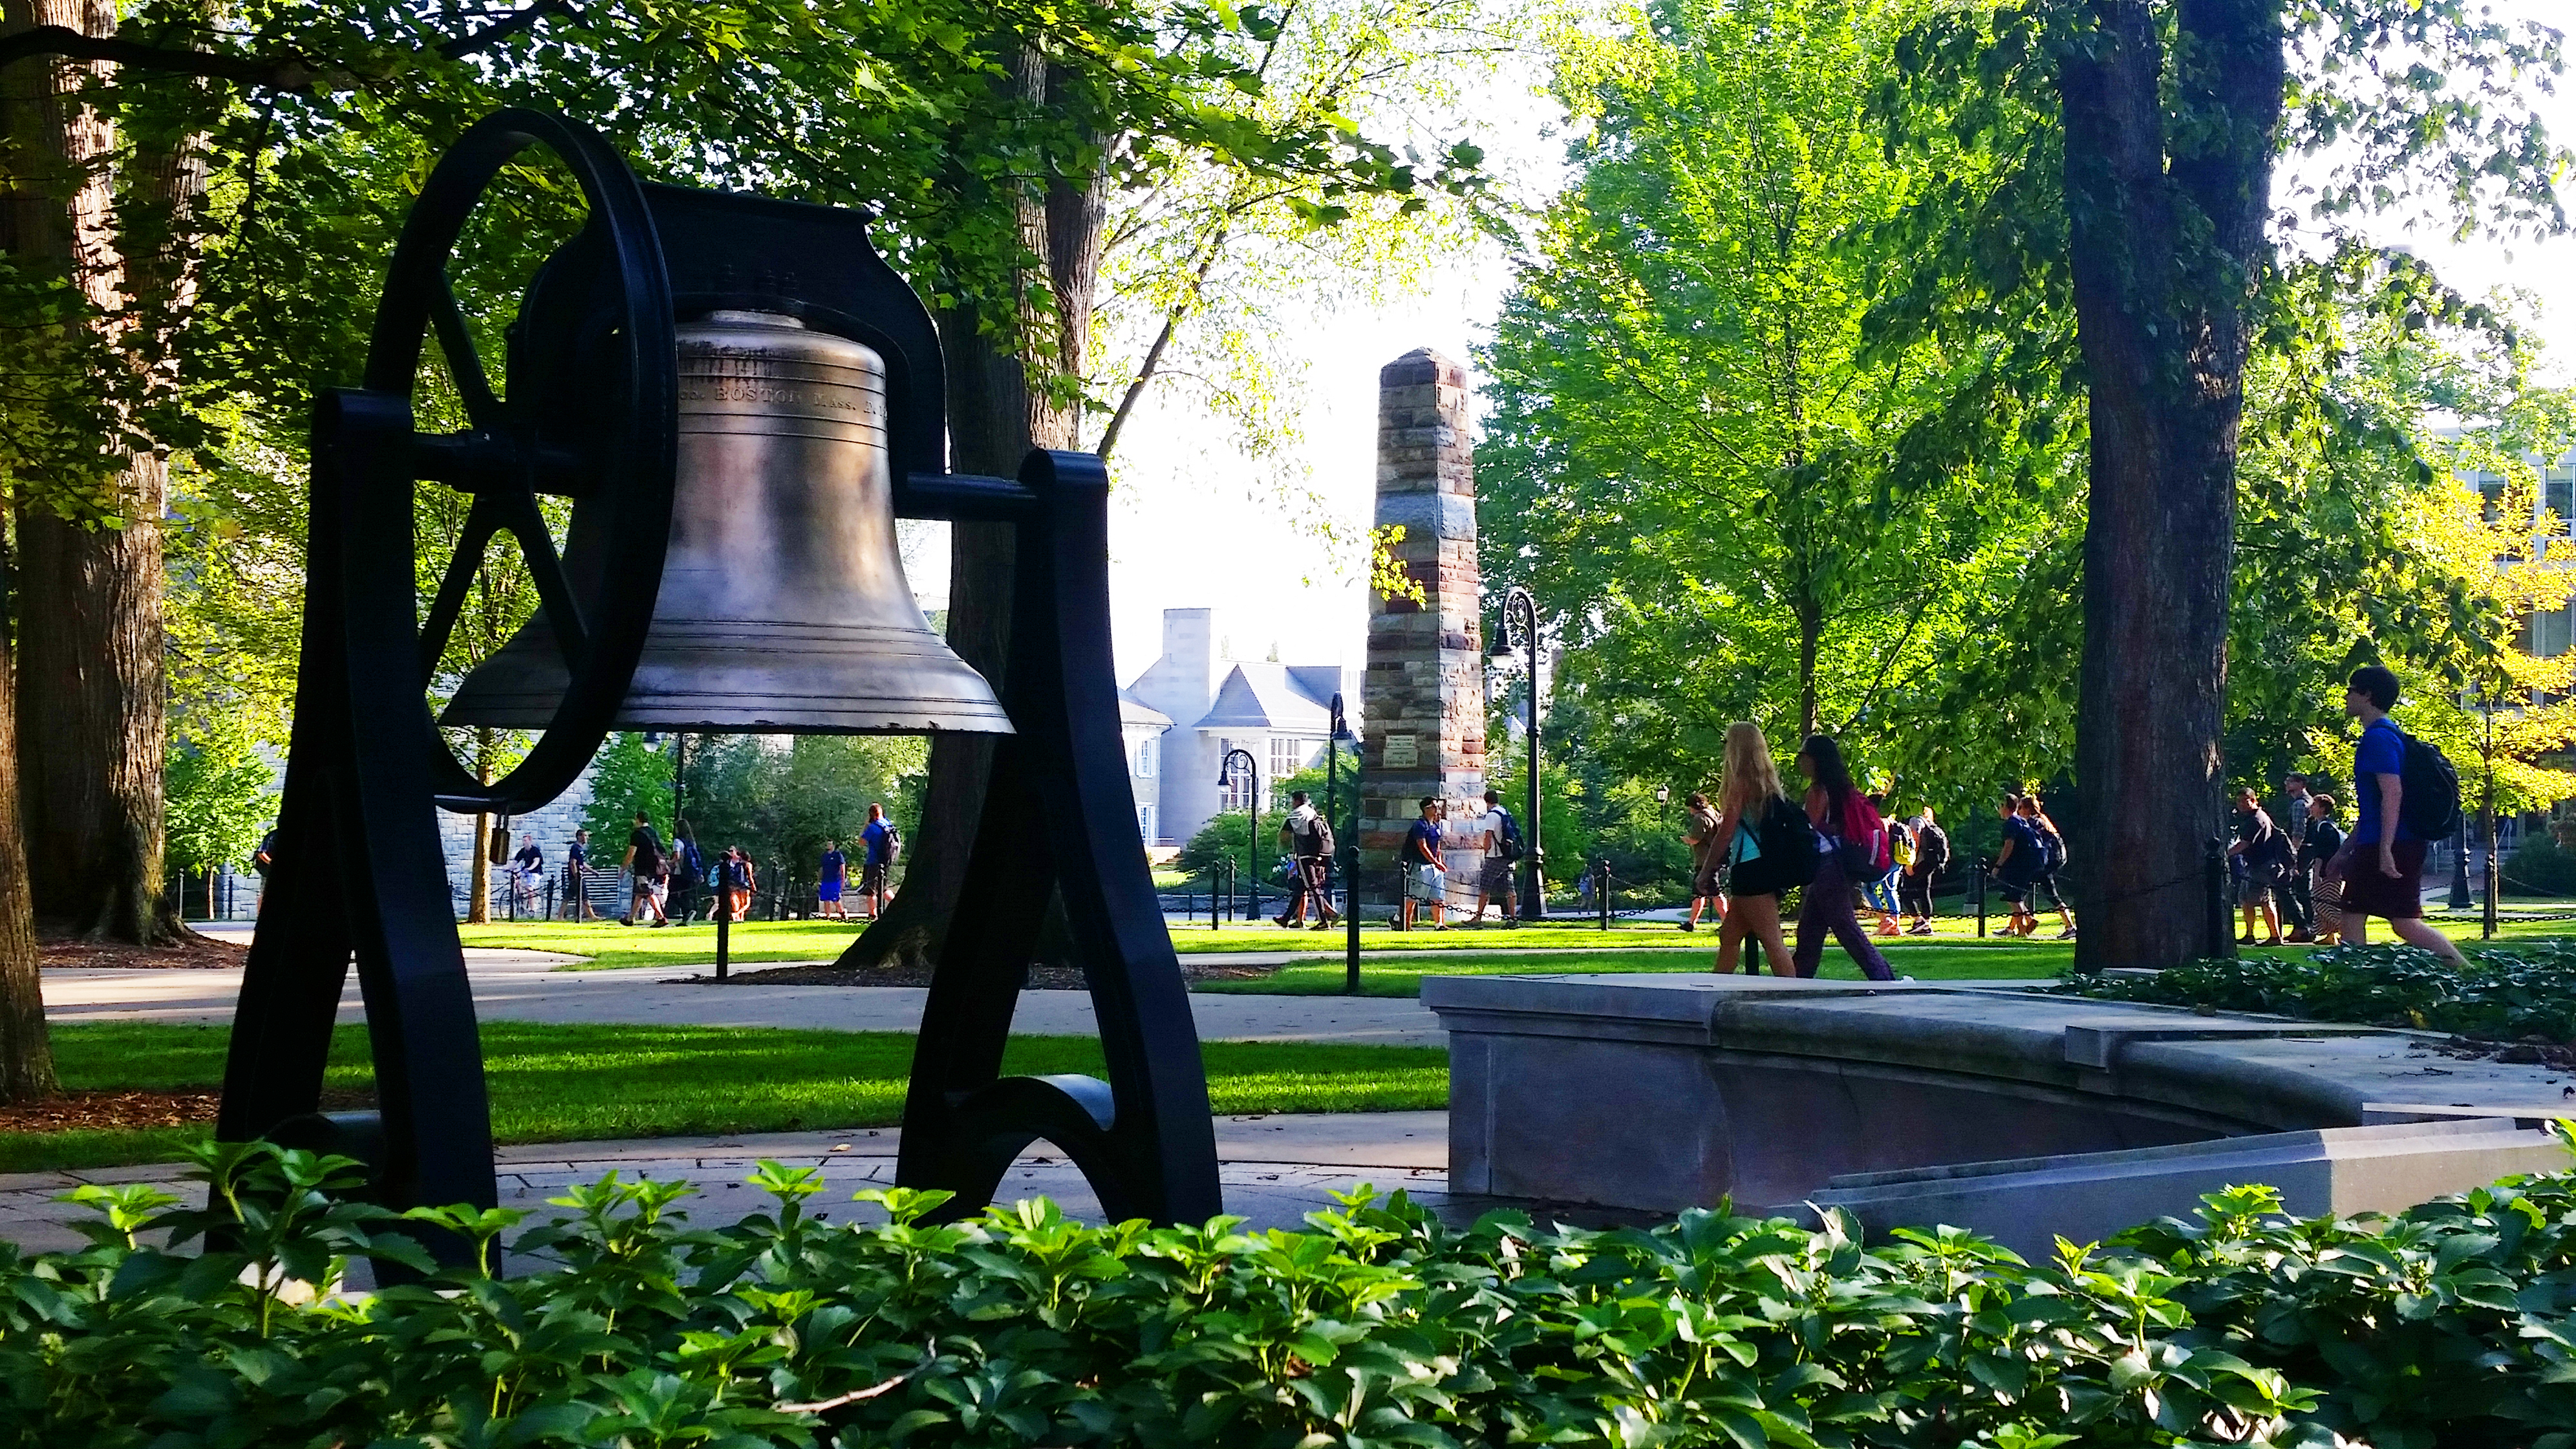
[1271,790,1338,928]
[1468,787,1519,925]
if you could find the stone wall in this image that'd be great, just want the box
[1361,348,1487,886]
[435,762,601,920]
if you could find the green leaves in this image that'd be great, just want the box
[2059,936,2576,1044]
[31,1117,2576,1444]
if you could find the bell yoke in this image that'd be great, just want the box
[215,108,1221,1245]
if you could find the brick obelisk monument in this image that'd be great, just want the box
[1360,348,1487,892]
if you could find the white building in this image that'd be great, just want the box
[1123,608,1358,847]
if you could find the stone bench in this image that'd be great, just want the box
[1422,974,2575,1247]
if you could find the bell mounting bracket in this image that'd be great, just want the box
[219,110,1220,1245]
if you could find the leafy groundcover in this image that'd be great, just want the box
[12,1143,2576,1446]
[2053,939,2576,1042]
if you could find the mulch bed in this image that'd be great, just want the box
[39,926,248,971]
[2415,1035,2576,1075]
[0,1088,371,1135]
[680,960,1279,989]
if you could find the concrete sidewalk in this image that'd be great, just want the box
[0,1111,1455,1257]
[43,952,1447,1047]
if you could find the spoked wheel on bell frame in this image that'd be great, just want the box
[216,111,676,1229]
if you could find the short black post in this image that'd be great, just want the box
[715,870,732,981]
[1975,859,1988,938]
[2206,833,2235,960]
[1596,858,1611,930]
[2484,807,2500,940]
[1344,766,1363,994]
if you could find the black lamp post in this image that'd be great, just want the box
[1490,585,1545,921]
[1327,695,1350,901]
[2449,690,2474,910]
[1219,747,1260,921]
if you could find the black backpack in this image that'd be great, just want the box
[1756,795,1820,888]
[2037,821,2066,872]
[2397,729,2464,842]
[1915,822,1950,874]
[1494,807,1525,861]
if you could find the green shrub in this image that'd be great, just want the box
[21,1137,2576,1444]
[2507,835,2576,898]
[2054,938,2576,1040]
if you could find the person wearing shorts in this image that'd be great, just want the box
[1680,793,1726,931]
[2227,787,2284,946]
[2304,793,2346,947]
[1468,788,1517,925]
[1991,795,2039,935]
[816,841,848,919]
[858,804,894,919]
[1710,722,1796,976]
[1400,798,1446,931]
[2332,665,2465,965]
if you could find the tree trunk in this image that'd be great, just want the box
[2,0,198,946]
[465,732,495,923]
[467,811,491,923]
[839,53,1101,971]
[2063,0,2280,970]
[0,550,56,1103]
[1796,603,1820,741]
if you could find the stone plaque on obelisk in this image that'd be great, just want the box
[1361,348,1487,888]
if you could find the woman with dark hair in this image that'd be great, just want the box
[1680,791,1726,932]
[1791,735,1897,980]
[2018,794,2077,939]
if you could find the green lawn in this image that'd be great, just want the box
[2,1023,1447,1174]
[1199,940,2081,997]
[453,908,2576,976]
[457,919,870,969]
[1201,916,2576,997]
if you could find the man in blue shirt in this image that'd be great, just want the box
[1399,797,1446,932]
[2334,665,2465,965]
[817,841,849,920]
[858,804,895,921]
[1990,795,2041,936]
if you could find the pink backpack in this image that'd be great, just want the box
[1838,791,1891,873]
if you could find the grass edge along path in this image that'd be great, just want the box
[0,1022,1449,1175]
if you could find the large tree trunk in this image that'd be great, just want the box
[841,53,1102,970]
[0,549,56,1103]
[19,497,177,943]
[2,0,197,945]
[2064,0,2281,970]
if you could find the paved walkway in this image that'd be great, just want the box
[0,1111,1455,1258]
[43,950,1447,1046]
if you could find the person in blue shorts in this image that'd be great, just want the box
[817,840,848,919]
[2333,665,2466,965]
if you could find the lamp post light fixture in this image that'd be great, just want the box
[1490,585,1545,921]
[1219,747,1260,921]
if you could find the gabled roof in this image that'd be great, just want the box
[1119,689,1174,729]
[1194,663,1335,733]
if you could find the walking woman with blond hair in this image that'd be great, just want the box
[1710,722,1799,977]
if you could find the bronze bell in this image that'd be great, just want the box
[442,310,1013,734]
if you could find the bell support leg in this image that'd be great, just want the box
[218,391,500,1230]
[896,449,1221,1225]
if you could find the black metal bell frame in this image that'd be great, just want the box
[217,110,1220,1243]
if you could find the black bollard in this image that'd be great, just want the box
[2206,833,2235,960]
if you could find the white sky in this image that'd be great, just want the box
[908,5,2576,689]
